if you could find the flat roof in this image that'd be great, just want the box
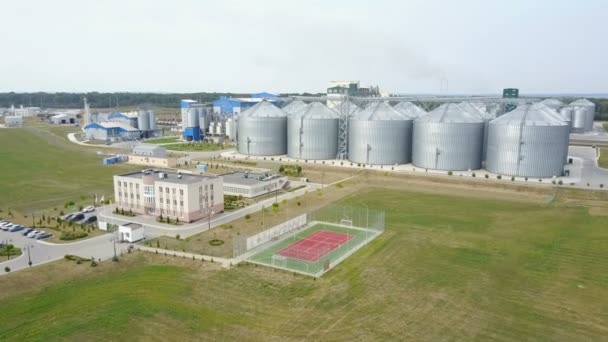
[133,144,165,152]
[221,171,285,186]
[117,170,218,185]
[121,222,143,230]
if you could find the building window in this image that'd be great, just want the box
[166,188,169,194]
[180,201,184,207]
[172,188,176,195]
[158,186,163,193]
[117,181,121,186]
[179,189,184,196]
[166,199,170,204]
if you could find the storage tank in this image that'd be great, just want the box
[282,100,307,115]
[486,104,570,178]
[186,108,199,128]
[571,107,587,133]
[348,102,414,165]
[238,101,287,156]
[412,103,484,171]
[570,99,595,132]
[459,101,496,166]
[393,101,426,118]
[148,111,156,130]
[137,111,150,131]
[288,102,339,160]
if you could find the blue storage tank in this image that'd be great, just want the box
[196,164,209,172]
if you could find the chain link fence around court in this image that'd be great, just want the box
[235,203,385,277]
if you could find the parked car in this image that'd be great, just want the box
[32,231,46,239]
[69,213,85,222]
[82,206,95,213]
[82,216,97,224]
[35,232,52,240]
[1,223,14,231]
[22,228,34,236]
[27,230,40,238]
[62,213,75,221]
[8,225,25,232]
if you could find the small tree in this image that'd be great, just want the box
[159,213,163,221]
[447,171,453,176]
[601,184,604,188]
[558,180,563,185]
[511,176,515,181]
[156,240,160,248]
[496,175,502,180]
[176,217,179,224]
[484,174,489,179]
[245,214,251,220]
[176,234,181,240]
[472,172,476,177]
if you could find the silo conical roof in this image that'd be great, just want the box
[491,104,568,126]
[570,98,594,107]
[418,103,483,123]
[352,102,412,121]
[393,101,427,118]
[240,101,287,118]
[540,98,564,109]
[292,102,339,119]
[458,101,495,120]
[282,100,307,115]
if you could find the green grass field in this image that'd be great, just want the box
[143,137,179,144]
[248,223,378,275]
[1,186,608,340]
[0,127,139,213]
[599,147,608,169]
[164,142,229,151]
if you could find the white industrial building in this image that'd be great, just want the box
[11,105,40,117]
[221,171,288,198]
[132,144,167,158]
[114,170,224,223]
[4,116,23,127]
[118,223,145,243]
[50,112,80,125]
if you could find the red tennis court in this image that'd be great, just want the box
[277,230,353,262]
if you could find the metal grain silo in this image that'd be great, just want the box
[486,104,570,178]
[459,101,496,166]
[348,102,414,165]
[148,111,156,130]
[393,101,426,118]
[238,101,287,156]
[137,111,150,131]
[282,100,307,115]
[570,99,595,132]
[287,102,339,160]
[186,109,199,128]
[571,107,587,133]
[412,103,484,171]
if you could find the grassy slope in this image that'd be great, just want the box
[1,188,608,340]
[600,147,608,169]
[143,137,179,144]
[0,127,139,212]
[164,142,229,151]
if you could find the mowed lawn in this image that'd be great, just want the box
[600,147,608,169]
[0,128,139,212]
[1,188,608,340]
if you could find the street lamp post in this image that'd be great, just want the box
[207,207,215,231]
[26,244,34,266]
[6,239,12,260]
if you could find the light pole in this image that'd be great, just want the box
[360,202,369,229]
[207,207,215,231]
[26,244,34,266]
[110,231,118,262]
[5,238,12,260]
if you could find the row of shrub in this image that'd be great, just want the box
[60,231,88,241]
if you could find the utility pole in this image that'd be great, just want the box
[26,245,33,266]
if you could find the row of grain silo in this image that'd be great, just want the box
[236,99,574,178]
[541,98,596,133]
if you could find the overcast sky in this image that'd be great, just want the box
[1,0,606,94]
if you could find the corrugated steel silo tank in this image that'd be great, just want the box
[148,111,156,130]
[137,111,150,131]
[186,108,199,128]
[486,104,570,178]
[287,102,339,160]
[412,103,484,171]
[540,98,564,110]
[458,101,496,166]
[282,100,308,115]
[570,99,595,132]
[237,101,287,156]
[559,106,573,132]
[571,107,587,133]
[348,102,414,165]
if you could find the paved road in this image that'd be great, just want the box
[0,230,130,276]
[569,145,608,188]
